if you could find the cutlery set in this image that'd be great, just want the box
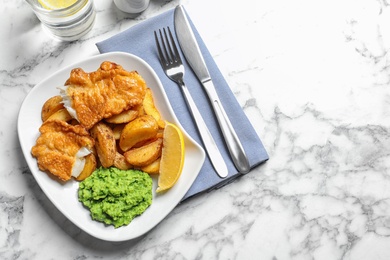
[155,5,250,178]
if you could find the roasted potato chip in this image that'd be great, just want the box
[119,115,159,152]
[47,108,73,122]
[112,124,125,140]
[113,152,133,170]
[141,158,160,175]
[143,88,165,128]
[124,138,163,167]
[76,153,97,181]
[105,109,138,124]
[41,95,64,122]
[90,122,116,168]
[136,103,145,116]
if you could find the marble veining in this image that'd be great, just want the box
[0,192,24,260]
[2,0,390,259]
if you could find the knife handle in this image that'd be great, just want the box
[203,80,250,174]
[178,80,228,178]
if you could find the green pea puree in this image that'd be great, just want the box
[78,167,153,228]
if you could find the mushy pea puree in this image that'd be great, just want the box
[78,167,153,228]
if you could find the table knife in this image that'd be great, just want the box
[174,5,250,174]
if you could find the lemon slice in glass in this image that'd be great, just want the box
[156,122,185,193]
[38,0,78,10]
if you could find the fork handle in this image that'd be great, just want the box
[178,80,228,178]
[202,80,250,174]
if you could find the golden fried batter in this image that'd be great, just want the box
[62,61,147,129]
[31,120,95,181]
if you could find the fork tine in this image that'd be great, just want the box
[154,30,167,65]
[167,27,182,63]
[155,27,182,67]
[162,28,175,63]
[160,29,172,65]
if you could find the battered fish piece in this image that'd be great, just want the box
[59,61,147,129]
[31,120,95,182]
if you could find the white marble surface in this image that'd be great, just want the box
[2,0,390,259]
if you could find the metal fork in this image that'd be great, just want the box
[154,27,228,178]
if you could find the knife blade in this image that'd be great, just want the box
[174,5,250,174]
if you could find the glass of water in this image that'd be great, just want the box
[25,0,96,41]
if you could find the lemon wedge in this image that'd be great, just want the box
[156,122,185,193]
[38,0,77,10]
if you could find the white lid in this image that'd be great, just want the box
[114,0,150,14]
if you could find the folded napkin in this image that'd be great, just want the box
[96,7,268,200]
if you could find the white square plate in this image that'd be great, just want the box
[17,52,205,242]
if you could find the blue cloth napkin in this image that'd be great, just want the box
[96,7,268,200]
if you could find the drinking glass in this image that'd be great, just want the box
[25,0,96,41]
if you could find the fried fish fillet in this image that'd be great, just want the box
[31,120,95,181]
[59,61,147,129]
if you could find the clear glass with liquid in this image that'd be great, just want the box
[25,0,96,41]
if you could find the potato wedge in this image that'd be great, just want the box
[119,115,159,152]
[124,138,163,167]
[47,108,73,122]
[141,158,161,174]
[75,153,97,181]
[133,136,158,148]
[41,95,64,122]
[112,124,125,140]
[90,122,116,168]
[136,103,145,116]
[114,152,133,170]
[131,130,163,148]
[105,109,138,124]
[143,88,165,128]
